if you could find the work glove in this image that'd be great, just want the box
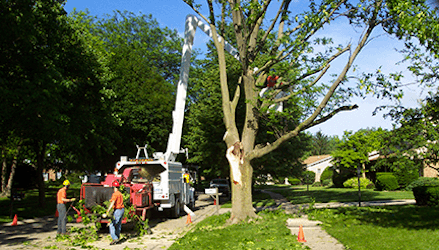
[102,213,107,218]
[70,198,76,202]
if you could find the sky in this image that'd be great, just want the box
[63,0,433,138]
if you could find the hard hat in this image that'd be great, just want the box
[63,180,71,186]
[112,180,120,187]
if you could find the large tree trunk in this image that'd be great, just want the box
[226,142,257,222]
[1,143,22,197]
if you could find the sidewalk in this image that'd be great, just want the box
[261,190,416,250]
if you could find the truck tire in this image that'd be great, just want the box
[171,198,181,218]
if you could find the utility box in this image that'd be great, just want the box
[205,188,218,195]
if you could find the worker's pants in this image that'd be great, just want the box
[57,203,67,234]
[110,208,124,240]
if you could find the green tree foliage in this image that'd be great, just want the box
[70,10,182,164]
[320,167,333,183]
[305,131,338,157]
[377,93,439,184]
[331,128,386,188]
[0,0,116,204]
[302,170,316,185]
[184,49,241,180]
[332,128,386,169]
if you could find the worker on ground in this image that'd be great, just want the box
[57,180,76,235]
[106,180,125,245]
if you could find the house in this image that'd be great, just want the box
[304,155,333,182]
[304,151,383,182]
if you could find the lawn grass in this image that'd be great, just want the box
[0,187,80,223]
[265,185,414,204]
[221,190,276,209]
[169,210,306,250]
[308,205,439,250]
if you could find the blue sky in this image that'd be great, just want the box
[63,0,431,137]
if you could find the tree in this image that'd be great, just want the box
[302,170,315,191]
[379,94,439,176]
[332,128,386,175]
[70,10,183,167]
[184,51,239,180]
[306,131,338,157]
[185,43,311,185]
[182,0,427,221]
[0,135,23,197]
[0,0,117,204]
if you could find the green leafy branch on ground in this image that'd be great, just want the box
[59,185,151,247]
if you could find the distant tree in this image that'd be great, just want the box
[306,131,338,157]
[332,128,387,178]
[379,94,439,177]
[302,170,316,191]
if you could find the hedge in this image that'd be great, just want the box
[288,177,301,185]
[406,177,439,191]
[413,186,439,206]
[376,173,399,191]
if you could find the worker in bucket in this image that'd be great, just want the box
[104,180,125,245]
[57,180,76,235]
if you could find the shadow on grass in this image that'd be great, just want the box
[0,188,80,222]
[270,186,414,204]
[313,205,439,231]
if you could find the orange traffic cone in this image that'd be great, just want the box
[214,199,217,205]
[11,214,18,226]
[186,214,192,224]
[55,209,59,217]
[297,225,306,242]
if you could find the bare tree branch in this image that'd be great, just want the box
[303,104,359,130]
[249,0,383,160]
[260,0,287,43]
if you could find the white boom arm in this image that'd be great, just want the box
[164,14,239,162]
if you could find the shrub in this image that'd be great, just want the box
[320,167,333,183]
[288,177,301,185]
[343,177,373,189]
[406,177,439,191]
[413,186,439,206]
[322,179,332,187]
[393,169,419,189]
[312,182,322,187]
[366,183,375,190]
[376,173,399,191]
[332,168,355,188]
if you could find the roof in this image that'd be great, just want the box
[303,155,332,166]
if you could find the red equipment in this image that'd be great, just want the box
[75,167,154,223]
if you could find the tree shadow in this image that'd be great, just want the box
[316,205,439,231]
[274,187,396,204]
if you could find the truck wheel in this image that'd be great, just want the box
[171,199,181,218]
